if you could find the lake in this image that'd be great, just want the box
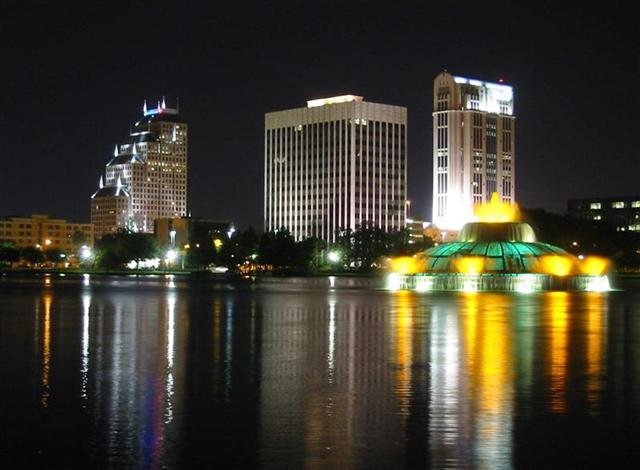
[0,274,638,468]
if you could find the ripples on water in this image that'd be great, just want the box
[0,274,638,469]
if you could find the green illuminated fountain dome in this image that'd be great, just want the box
[422,222,570,273]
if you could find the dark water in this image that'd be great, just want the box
[0,274,638,469]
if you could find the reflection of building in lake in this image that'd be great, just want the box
[78,293,188,467]
[258,292,407,469]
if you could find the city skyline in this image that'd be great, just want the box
[0,3,635,229]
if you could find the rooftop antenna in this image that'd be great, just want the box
[143,99,147,114]
[161,96,166,109]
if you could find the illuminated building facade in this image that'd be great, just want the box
[91,98,188,239]
[0,214,94,250]
[432,72,516,230]
[568,196,640,232]
[265,95,407,241]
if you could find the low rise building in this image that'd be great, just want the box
[568,196,640,232]
[0,214,94,251]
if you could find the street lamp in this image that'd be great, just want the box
[80,245,92,260]
[165,249,177,268]
[327,250,341,264]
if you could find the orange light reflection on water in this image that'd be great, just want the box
[394,291,413,416]
[546,292,569,413]
[41,293,52,408]
[461,292,513,466]
[585,293,606,412]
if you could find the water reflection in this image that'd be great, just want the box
[0,279,633,468]
[547,292,570,413]
[41,293,52,408]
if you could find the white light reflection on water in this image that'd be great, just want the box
[165,292,176,424]
[429,302,463,463]
[81,293,91,403]
[328,299,336,379]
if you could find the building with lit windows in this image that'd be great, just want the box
[568,196,640,232]
[432,72,516,230]
[265,95,407,242]
[91,98,188,239]
[0,214,94,251]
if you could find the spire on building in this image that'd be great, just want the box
[99,176,104,189]
[143,100,147,114]
[161,96,166,109]
[114,145,118,157]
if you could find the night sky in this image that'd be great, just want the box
[0,1,636,229]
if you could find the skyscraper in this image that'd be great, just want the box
[432,72,515,230]
[265,95,407,242]
[91,99,188,238]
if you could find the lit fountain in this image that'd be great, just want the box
[388,193,610,292]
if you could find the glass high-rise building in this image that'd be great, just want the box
[90,99,188,238]
[265,95,407,242]
[432,72,515,230]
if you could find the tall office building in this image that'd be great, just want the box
[432,72,515,230]
[265,95,407,242]
[91,98,188,239]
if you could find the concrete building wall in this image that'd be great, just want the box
[265,96,407,242]
[432,72,516,230]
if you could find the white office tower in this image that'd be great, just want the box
[432,72,515,230]
[265,95,407,242]
[91,98,188,238]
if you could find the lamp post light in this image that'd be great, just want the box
[80,245,92,261]
[327,250,341,264]
[165,249,177,269]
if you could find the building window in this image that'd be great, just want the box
[593,215,601,221]
[612,201,625,209]
[632,201,640,208]
[589,202,601,210]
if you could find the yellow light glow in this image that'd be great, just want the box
[580,256,609,275]
[474,192,520,223]
[45,239,52,246]
[539,255,574,276]
[455,256,485,274]
[42,294,52,408]
[546,292,569,413]
[214,239,223,249]
[389,256,422,274]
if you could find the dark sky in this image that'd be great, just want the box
[0,1,637,229]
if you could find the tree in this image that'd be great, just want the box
[21,247,44,266]
[259,228,297,270]
[94,232,159,269]
[71,230,87,253]
[185,245,216,270]
[219,227,260,270]
[0,241,20,266]
[43,248,66,264]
